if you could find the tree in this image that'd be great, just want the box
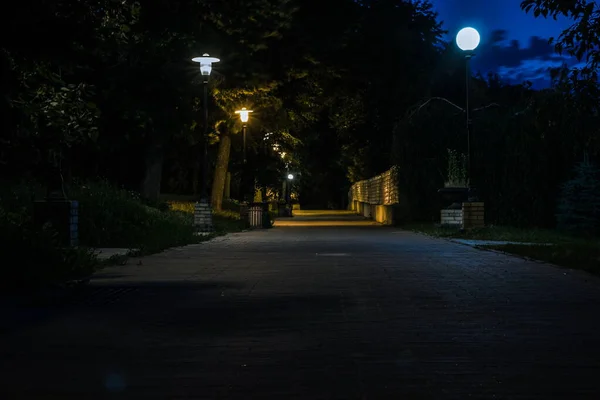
[521,0,600,73]
[556,160,600,235]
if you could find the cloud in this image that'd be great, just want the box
[479,30,564,67]
[472,29,577,86]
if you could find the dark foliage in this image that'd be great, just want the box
[556,161,600,235]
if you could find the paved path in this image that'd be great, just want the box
[2,210,600,399]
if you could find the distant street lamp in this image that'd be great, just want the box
[235,107,253,163]
[456,27,480,199]
[284,172,295,212]
[235,107,253,202]
[191,53,220,233]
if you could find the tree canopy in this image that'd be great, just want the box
[2,0,600,227]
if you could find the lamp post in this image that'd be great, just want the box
[235,107,253,203]
[286,173,295,202]
[286,173,294,216]
[235,107,253,163]
[456,27,480,200]
[191,53,220,233]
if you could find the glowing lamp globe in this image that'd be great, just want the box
[287,174,294,180]
[235,107,253,123]
[456,28,480,52]
[192,53,220,76]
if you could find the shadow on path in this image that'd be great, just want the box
[2,210,600,398]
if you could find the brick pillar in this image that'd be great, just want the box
[462,202,485,229]
[194,199,213,233]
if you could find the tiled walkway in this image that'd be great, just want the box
[1,211,599,399]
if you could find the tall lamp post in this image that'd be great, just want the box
[286,173,294,216]
[456,27,480,200]
[235,107,253,203]
[235,107,253,163]
[192,53,220,233]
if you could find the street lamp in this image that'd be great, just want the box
[284,173,295,214]
[235,107,253,163]
[456,27,480,199]
[191,53,220,233]
[235,107,253,203]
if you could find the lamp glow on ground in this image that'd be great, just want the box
[456,27,480,52]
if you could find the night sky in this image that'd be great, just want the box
[431,0,576,87]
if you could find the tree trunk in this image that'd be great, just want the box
[141,138,164,203]
[211,133,231,211]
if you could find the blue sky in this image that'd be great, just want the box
[430,0,577,87]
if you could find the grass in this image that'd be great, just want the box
[404,222,600,274]
[0,183,251,290]
[484,243,600,275]
[404,223,570,243]
[98,203,249,264]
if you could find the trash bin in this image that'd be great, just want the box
[248,204,263,228]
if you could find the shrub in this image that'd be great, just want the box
[214,210,247,233]
[445,148,467,188]
[0,205,98,290]
[169,200,195,214]
[222,199,242,213]
[71,181,199,252]
[556,160,600,236]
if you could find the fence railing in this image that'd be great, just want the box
[348,166,400,205]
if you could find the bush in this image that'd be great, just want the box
[0,205,98,290]
[445,148,467,188]
[0,181,252,289]
[222,199,242,213]
[556,160,600,236]
[214,210,247,233]
[71,181,199,252]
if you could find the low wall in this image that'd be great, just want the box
[349,167,400,225]
[440,202,485,228]
[441,209,462,227]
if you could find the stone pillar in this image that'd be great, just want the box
[194,199,213,234]
[462,202,485,229]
